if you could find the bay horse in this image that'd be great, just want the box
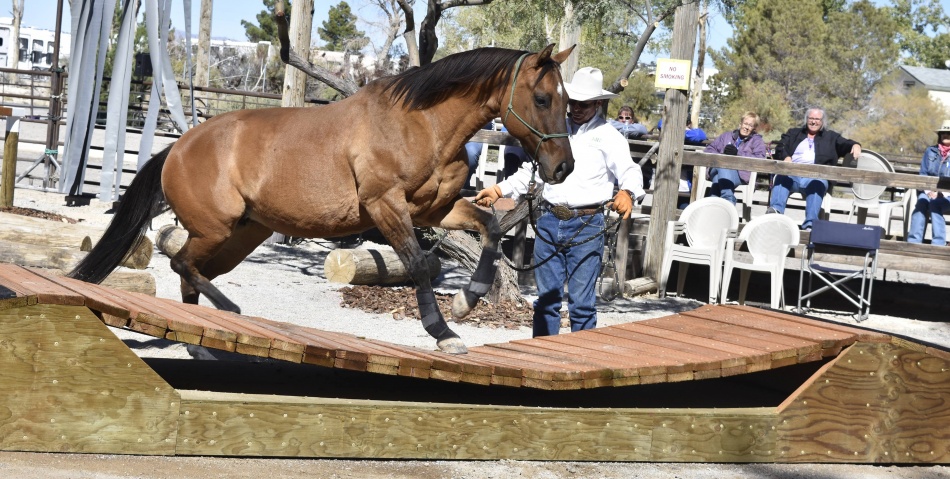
[70,45,575,354]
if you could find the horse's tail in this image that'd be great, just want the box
[69,144,173,284]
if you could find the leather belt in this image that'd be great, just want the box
[542,202,602,220]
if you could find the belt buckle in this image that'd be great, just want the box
[550,204,574,220]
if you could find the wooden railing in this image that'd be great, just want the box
[469,130,950,285]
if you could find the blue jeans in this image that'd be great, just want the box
[465,142,483,180]
[769,175,828,229]
[907,192,950,245]
[532,211,605,337]
[708,167,741,204]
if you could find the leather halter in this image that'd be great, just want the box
[502,53,570,162]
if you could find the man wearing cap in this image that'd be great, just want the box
[474,67,645,337]
[907,120,950,245]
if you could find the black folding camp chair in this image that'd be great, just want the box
[797,220,883,321]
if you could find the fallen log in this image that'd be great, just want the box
[0,239,152,273]
[155,224,188,257]
[0,211,152,269]
[79,235,152,269]
[34,267,156,296]
[325,248,440,285]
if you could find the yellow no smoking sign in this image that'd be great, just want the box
[654,58,693,90]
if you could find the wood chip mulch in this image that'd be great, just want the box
[337,285,535,330]
[0,206,78,223]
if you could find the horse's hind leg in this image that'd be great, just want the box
[365,198,467,354]
[170,220,273,313]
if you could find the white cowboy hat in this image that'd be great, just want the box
[563,67,618,101]
[937,120,950,134]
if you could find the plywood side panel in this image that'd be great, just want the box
[176,391,776,461]
[777,342,950,463]
[0,304,179,454]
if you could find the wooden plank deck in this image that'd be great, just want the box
[0,264,893,390]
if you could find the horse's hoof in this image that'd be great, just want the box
[437,337,468,355]
[451,291,475,320]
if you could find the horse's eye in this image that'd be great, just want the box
[534,95,549,108]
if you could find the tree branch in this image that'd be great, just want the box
[396,0,420,67]
[275,0,360,97]
[607,0,699,94]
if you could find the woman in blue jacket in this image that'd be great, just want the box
[907,120,950,245]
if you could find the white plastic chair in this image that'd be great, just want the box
[695,166,758,222]
[720,214,800,309]
[658,196,739,304]
[848,150,903,236]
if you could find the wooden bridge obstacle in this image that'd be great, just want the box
[0,263,947,462]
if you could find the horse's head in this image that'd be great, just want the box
[502,44,575,185]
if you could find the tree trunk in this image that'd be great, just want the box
[280,0,314,109]
[40,267,156,296]
[79,236,151,270]
[689,1,708,127]
[436,230,525,306]
[558,3,580,82]
[0,239,151,272]
[270,0,315,246]
[324,248,440,285]
[194,0,213,88]
[155,224,188,257]
[9,0,23,70]
[0,212,152,269]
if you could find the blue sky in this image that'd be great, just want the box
[16,0,950,64]
[21,0,733,58]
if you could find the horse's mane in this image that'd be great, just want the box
[382,48,529,111]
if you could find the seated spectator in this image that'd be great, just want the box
[702,112,768,204]
[907,120,950,245]
[464,122,530,187]
[766,107,861,231]
[464,122,495,186]
[609,105,648,138]
[684,118,707,146]
[654,118,708,205]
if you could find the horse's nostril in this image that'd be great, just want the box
[554,162,573,182]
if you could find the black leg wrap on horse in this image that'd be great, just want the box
[417,290,454,339]
[466,248,501,297]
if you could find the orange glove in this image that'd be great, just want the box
[474,184,503,207]
[611,189,634,219]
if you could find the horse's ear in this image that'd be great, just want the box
[551,44,576,65]
[536,44,556,64]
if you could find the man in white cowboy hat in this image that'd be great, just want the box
[475,66,645,337]
[907,119,950,245]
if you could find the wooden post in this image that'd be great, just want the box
[614,216,631,289]
[643,3,700,281]
[1,110,19,207]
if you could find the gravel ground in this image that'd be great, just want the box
[3,189,949,479]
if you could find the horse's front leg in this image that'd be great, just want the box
[365,196,468,354]
[429,198,503,321]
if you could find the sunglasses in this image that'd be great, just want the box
[569,100,596,108]
[618,116,631,120]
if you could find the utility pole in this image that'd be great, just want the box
[643,2,700,281]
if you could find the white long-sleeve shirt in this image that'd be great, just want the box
[498,115,645,207]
